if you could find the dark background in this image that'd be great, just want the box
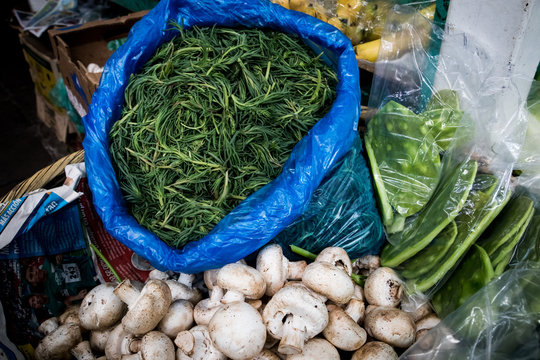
[0,0,70,197]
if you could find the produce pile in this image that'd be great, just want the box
[109,25,337,248]
[33,244,441,360]
[270,0,436,62]
[364,89,537,314]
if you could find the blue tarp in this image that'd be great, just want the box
[82,0,363,273]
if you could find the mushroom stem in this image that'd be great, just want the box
[177,273,196,287]
[113,280,140,307]
[220,290,244,304]
[345,299,365,324]
[278,314,305,355]
[286,260,307,280]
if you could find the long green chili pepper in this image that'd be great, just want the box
[109,24,337,248]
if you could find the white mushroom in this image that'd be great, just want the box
[79,283,126,331]
[59,305,81,326]
[71,340,96,360]
[217,263,266,304]
[252,349,282,360]
[415,313,441,339]
[34,323,82,360]
[256,244,307,296]
[302,261,354,305]
[208,301,266,360]
[165,280,203,305]
[147,269,171,281]
[322,305,367,351]
[351,341,398,360]
[113,279,172,335]
[122,331,175,360]
[352,255,381,276]
[345,284,365,325]
[400,297,433,322]
[315,247,353,275]
[175,325,226,360]
[286,338,340,360]
[363,307,416,348]
[363,267,403,307]
[262,284,328,355]
[158,300,194,338]
[38,318,59,336]
[193,286,224,326]
[89,326,113,354]
[104,323,139,360]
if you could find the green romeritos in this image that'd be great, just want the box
[109,25,338,248]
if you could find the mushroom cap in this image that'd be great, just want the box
[71,340,94,360]
[105,323,139,360]
[364,307,416,348]
[59,305,81,326]
[302,261,354,304]
[364,267,403,308]
[256,244,289,296]
[139,331,175,360]
[351,341,398,360]
[209,302,266,360]
[158,300,194,338]
[79,283,126,331]
[286,338,340,360]
[193,297,222,326]
[415,313,441,332]
[322,306,367,351]
[38,317,59,336]
[204,269,220,290]
[175,325,226,360]
[34,323,82,360]
[165,279,203,304]
[216,263,266,300]
[90,327,113,353]
[262,285,328,341]
[122,279,172,335]
[252,349,281,360]
[315,247,353,275]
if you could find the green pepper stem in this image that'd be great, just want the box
[289,245,317,261]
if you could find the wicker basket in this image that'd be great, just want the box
[0,150,85,204]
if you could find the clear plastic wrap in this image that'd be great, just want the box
[401,185,540,359]
[273,134,385,260]
[366,4,530,299]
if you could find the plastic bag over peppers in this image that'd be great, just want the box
[363,4,530,299]
[401,171,540,359]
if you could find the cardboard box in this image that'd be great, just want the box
[19,31,76,143]
[49,11,147,115]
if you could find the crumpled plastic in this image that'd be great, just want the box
[82,0,365,273]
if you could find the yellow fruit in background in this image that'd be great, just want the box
[354,38,381,62]
[289,0,308,11]
[345,24,364,45]
[327,17,346,32]
[313,4,329,22]
[419,3,436,21]
[273,0,290,9]
[336,0,364,24]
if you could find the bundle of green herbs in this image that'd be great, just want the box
[109,24,338,248]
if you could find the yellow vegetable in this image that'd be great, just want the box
[354,38,380,62]
[327,17,346,32]
[336,0,364,24]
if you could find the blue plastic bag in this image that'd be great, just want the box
[83,0,363,273]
